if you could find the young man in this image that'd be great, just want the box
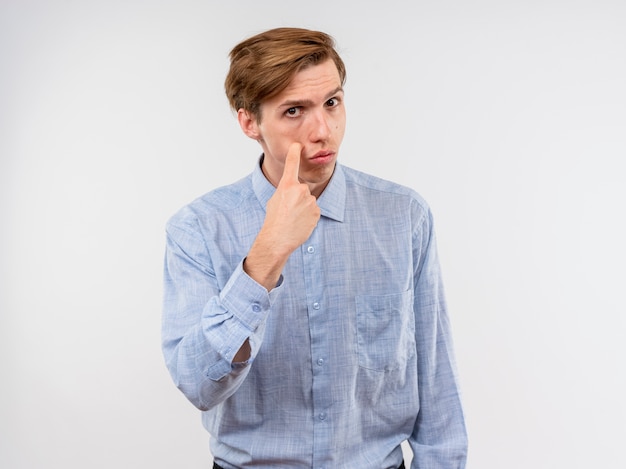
[162,27,467,468]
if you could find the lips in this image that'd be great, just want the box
[309,150,335,164]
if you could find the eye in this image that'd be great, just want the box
[285,107,302,117]
[326,97,340,108]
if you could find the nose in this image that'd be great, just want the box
[308,110,331,142]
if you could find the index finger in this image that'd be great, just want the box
[280,142,302,184]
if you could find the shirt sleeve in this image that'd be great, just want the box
[161,216,282,411]
[408,206,468,468]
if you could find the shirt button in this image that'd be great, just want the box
[317,358,324,366]
[319,412,326,420]
[312,302,320,310]
[251,303,261,312]
[307,246,315,253]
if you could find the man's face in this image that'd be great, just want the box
[240,59,346,197]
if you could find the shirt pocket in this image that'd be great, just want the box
[355,290,416,372]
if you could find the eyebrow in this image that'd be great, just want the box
[278,86,344,108]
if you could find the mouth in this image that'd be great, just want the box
[308,150,335,165]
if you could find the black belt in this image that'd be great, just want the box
[213,461,405,469]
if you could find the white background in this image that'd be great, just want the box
[2,1,625,468]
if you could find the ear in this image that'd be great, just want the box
[237,109,261,141]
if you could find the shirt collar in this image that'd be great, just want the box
[252,155,346,223]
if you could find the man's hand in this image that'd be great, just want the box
[268,142,321,254]
[244,143,321,290]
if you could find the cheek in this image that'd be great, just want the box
[272,128,302,149]
[260,120,307,155]
[333,110,346,131]
[262,136,290,163]
[333,117,346,139]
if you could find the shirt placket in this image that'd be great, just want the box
[301,219,332,469]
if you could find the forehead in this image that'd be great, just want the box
[269,59,342,104]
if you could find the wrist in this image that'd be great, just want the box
[243,242,289,291]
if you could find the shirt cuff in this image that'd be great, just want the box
[219,260,283,332]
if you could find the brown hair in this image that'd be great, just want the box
[225,27,346,120]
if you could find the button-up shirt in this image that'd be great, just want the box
[162,160,467,468]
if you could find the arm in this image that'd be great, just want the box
[409,208,468,468]
[244,142,319,290]
[162,143,320,410]
[229,142,320,361]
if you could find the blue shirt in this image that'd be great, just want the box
[162,160,467,468]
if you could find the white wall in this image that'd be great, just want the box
[2,1,625,468]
